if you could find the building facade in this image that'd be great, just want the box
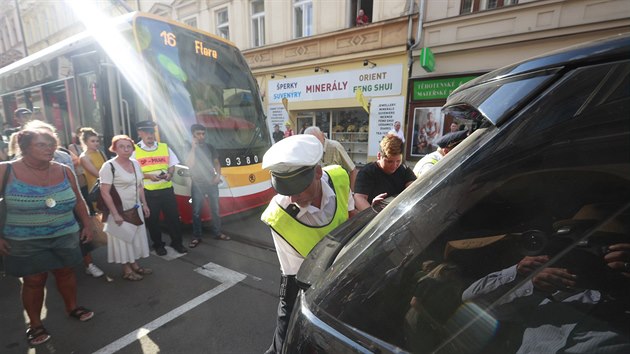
[407,0,630,159]
[1,0,628,164]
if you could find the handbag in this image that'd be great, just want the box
[87,178,102,203]
[0,163,12,237]
[120,207,143,226]
[90,214,108,245]
[86,151,109,203]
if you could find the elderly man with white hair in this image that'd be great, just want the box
[304,126,357,190]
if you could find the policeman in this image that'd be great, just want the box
[3,108,32,139]
[261,135,356,353]
[413,130,468,177]
[132,120,187,255]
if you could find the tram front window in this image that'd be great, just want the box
[134,17,268,156]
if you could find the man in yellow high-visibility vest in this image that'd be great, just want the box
[132,121,187,256]
[261,134,356,353]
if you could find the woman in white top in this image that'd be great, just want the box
[99,135,152,281]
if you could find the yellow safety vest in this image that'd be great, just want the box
[261,165,350,257]
[134,143,172,190]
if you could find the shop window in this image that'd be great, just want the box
[461,0,518,14]
[251,0,265,47]
[293,0,312,38]
[331,109,369,166]
[216,8,229,40]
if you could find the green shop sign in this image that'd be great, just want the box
[413,76,478,100]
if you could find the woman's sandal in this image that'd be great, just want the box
[189,239,201,248]
[26,325,51,346]
[68,306,94,322]
[123,272,143,281]
[133,267,153,275]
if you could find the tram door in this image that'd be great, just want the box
[72,51,144,149]
[41,81,72,146]
[72,51,110,145]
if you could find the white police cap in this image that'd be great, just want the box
[262,134,323,196]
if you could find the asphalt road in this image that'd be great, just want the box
[0,207,281,354]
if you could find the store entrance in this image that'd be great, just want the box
[296,108,368,167]
[296,111,331,136]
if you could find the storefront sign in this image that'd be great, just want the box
[368,96,406,156]
[420,48,435,73]
[412,76,477,100]
[268,64,403,103]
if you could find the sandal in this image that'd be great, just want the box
[213,234,231,241]
[189,238,201,248]
[26,325,51,346]
[123,272,143,281]
[69,306,94,322]
[133,267,153,275]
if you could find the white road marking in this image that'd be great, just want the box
[92,262,246,354]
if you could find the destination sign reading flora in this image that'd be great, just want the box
[268,64,403,103]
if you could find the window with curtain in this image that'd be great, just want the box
[251,0,265,47]
[293,0,312,39]
[216,8,229,40]
[461,0,518,14]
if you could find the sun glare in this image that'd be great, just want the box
[64,0,186,140]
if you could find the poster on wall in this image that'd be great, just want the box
[367,96,406,157]
[267,105,289,143]
[410,107,444,156]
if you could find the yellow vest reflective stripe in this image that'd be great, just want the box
[134,143,172,190]
[261,165,350,257]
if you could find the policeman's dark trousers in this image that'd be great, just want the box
[145,187,184,249]
[265,275,298,354]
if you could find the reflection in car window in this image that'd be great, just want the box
[445,71,557,125]
[308,60,630,353]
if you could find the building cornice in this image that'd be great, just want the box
[243,15,416,71]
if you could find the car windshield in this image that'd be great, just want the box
[306,59,630,353]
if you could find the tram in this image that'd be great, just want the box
[0,12,275,223]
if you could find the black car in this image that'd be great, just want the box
[285,33,630,353]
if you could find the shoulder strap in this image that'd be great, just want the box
[108,160,115,177]
[1,163,12,197]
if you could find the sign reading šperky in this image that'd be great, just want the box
[412,76,478,100]
[268,64,403,103]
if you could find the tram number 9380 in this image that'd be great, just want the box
[225,154,259,167]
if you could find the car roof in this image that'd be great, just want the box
[452,32,630,95]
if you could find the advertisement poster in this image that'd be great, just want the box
[367,96,406,157]
[267,104,289,143]
[410,107,444,156]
